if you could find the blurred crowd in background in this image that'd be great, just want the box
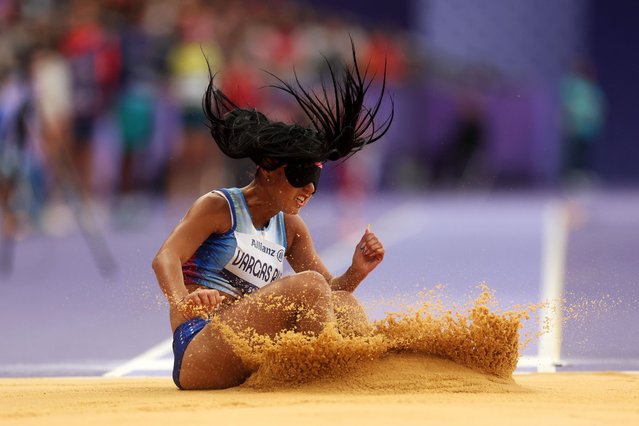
[0,0,608,249]
[0,0,413,240]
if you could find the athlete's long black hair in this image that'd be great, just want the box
[202,41,393,171]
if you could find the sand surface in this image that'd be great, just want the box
[1,354,638,426]
[4,286,636,425]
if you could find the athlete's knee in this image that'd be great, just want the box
[332,291,371,337]
[298,270,327,284]
[333,290,356,303]
[299,270,330,289]
[295,271,331,300]
[333,290,365,315]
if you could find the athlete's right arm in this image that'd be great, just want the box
[152,192,232,328]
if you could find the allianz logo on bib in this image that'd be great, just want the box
[227,233,284,287]
[251,239,276,256]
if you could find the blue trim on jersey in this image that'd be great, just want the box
[280,213,288,251]
[172,317,211,389]
[216,188,237,233]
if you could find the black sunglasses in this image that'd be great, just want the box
[284,161,323,193]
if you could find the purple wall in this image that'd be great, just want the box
[298,0,411,29]
[590,0,639,183]
[416,0,588,82]
[295,0,639,184]
[386,82,558,185]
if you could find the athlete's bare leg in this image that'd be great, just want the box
[332,290,373,337]
[177,270,335,390]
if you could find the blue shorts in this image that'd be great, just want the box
[172,317,211,389]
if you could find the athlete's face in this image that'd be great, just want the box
[283,161,322,193]
[265,166,316,214]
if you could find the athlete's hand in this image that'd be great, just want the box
[351,227,384,276]
[176,288,225,320]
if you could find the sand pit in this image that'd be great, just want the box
[1,357,637,426]
[4,286,636,425]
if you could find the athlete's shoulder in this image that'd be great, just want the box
[184,190,233,234]
[283,213,311,246]
[195,190,232,209]
[283,212,307,230]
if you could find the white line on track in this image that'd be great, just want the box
[537,200,569,372]
[103,339,173,378]
[0,362,123,374]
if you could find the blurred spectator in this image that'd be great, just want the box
[166,0,227,198]
[0,62,32,274]
[30,46,77,235]
[114,2,158,198]
[218,50,266,186]
[31,48,73,160]
[361,31,408,84]
[430,94,486,188]
[59,0,121,196]
[560,58,606,185]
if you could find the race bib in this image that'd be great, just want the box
[223,232,285,290]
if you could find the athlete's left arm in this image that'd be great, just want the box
[284,214,385,292]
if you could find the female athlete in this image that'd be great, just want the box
[152,45,393,390]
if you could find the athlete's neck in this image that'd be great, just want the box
[241,181,279,229]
